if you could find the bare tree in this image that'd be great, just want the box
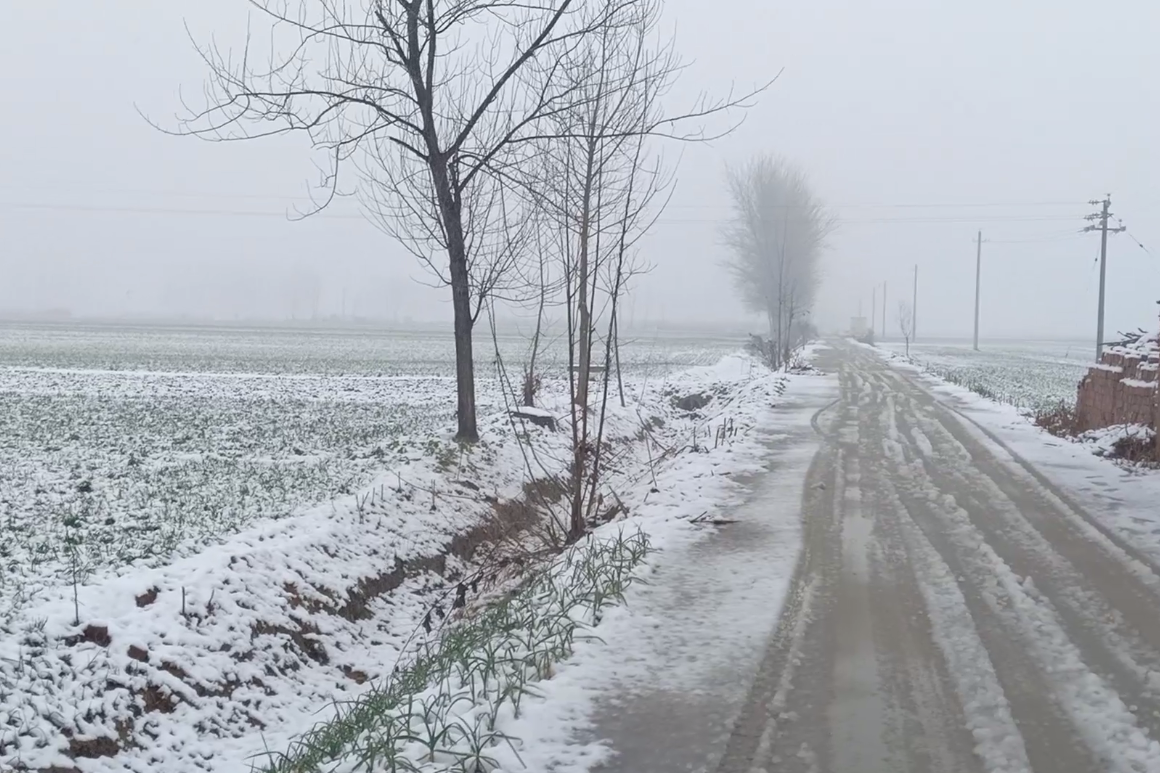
[166,0,639,442]
[521,230,555,407]
[722,156,833,369]
[897,300,915,357]
[525,0,750,540]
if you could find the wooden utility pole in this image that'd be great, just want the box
[973,230,982,351]
[1084,195,1126,359]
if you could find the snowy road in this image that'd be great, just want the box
[717,344,1160,773]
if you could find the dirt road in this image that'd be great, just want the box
[718,345,1160,773]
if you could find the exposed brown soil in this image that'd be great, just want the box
[31,473,566,770]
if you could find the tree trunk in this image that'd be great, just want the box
[767,310,779,369]
[614,312,626,408]
[427,154,478,442]
[524,267,546,407]
[776,296,784,370]
[450,256,478,441]
[575,140,598,410]
[783,295,795,367]
[567,132,602,539]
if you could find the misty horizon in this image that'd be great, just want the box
[2,1,1158,341]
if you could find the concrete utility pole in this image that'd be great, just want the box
[912,265,918,342]
[973,230,982,351]
[872,286,877,335]
[1084,195,1126,360]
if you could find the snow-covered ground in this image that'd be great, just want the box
[0,323,745,619]
[878,339,1090,412]
[0,367,486,616]
[0,329,824,773]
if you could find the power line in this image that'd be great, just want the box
[0,201,367,220]
[949,226,1087,245]
[834,215,1083,225]
[1114,216,1154,258]
[618,200,1087,211]
[0,185,333,204]
[0,200,1090,226]
[0,183,1086,212]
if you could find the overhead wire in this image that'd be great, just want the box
[0,185,1093,231]
[665,200,1086,211]
[0,183,1085,212]
[986,230,1087,245]
[0,201,368,220]
[0,200,1090,226]
[1114,216,1154,258]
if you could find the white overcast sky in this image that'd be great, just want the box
[1,1,1157,339]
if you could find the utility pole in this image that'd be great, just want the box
[872,286,877,335]
[973,230,983,351]
[1084,195,1126,360]
[912,265,918,342]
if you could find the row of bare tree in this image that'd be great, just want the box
[170,0,764,540]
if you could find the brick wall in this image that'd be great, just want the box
[1075,347,1160,433]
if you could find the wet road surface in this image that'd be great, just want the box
[719,344,1160,773]
[600,344,1160,773]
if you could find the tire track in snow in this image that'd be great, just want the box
[723,358,993,772]
[871,355,1160,749]
[721,346,1160,772]
[853,380,985,773]
[872,471,1031,773]
[860,354,1160,771]
[828,447,892,772]
[893,382,1160,746]
[874,434,1092,770]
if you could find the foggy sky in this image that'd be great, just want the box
[1,1,1157,339]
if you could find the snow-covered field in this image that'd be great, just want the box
[0,322,742,618]
[0,323,740,377]
[0,321,807,773]
[879,338,1091,412]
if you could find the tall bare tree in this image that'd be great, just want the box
[167,0,634,442]
[722,156,833,368]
